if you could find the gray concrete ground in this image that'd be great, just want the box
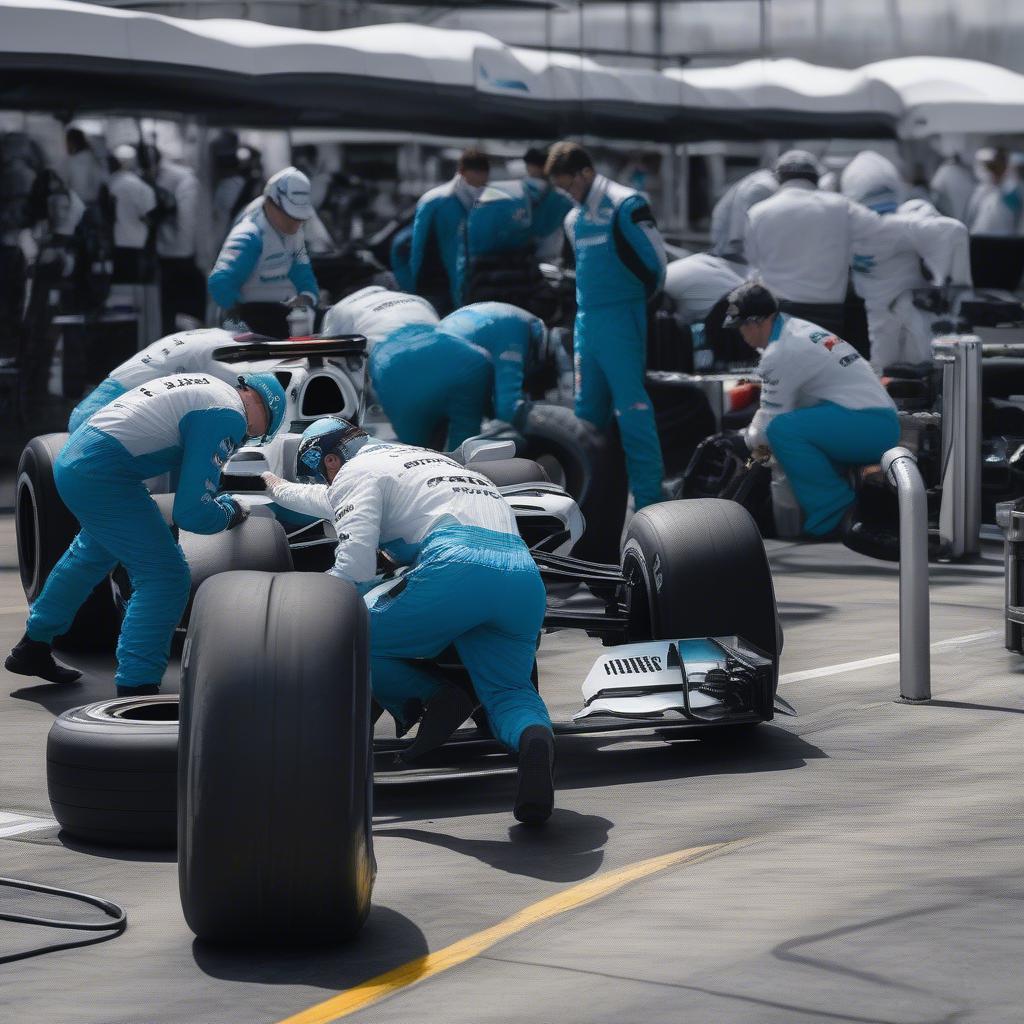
[1,512,1022,1024]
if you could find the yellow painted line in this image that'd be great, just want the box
[277,840,737,1024]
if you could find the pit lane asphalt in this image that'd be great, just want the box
[1,510,1022,1024]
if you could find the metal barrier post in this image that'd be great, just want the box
[935,336,982,559]
[882,447,932,702]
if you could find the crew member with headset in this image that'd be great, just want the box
[261,417,556,824]
[546,141,667,510]
[726,281,899,538]
[208,166,320,335]
[6,372,287,694]
[744,150,911,339]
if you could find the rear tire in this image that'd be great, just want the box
[47,696,179,848]
[623,499,781,710]
[178,571,374,944]
[16,434,120,652]
[518,403,627,563]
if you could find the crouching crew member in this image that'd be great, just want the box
[261,417,556,824]
[6,373,287,693]
[726,282,899,537]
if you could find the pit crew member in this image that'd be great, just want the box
[727,281,899,537]
[6,373,287,695]
[261,417,556,824]
[840,150,972,371]
[321,285,439,353]
[547,141,667,510]
[208,166,320,320]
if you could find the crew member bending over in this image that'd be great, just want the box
[7,373,287,694]
[262,417,556,824]
[726,281,899,538]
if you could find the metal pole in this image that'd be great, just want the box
[882,447,931,702]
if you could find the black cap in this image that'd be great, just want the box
[722,281,779,328]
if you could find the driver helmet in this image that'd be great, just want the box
[263,166,314,221]
[296,416,369,484]
[774,149,822,185]
[238,373,287,443]
[721,281,780,328]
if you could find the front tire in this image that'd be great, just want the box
[178,571,374,944]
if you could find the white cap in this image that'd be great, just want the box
[113,144,136,165]
[263,166,313,221]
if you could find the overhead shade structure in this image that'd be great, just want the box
[666,58,903,139]
[863,57,1024,138]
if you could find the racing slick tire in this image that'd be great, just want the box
[518,403,628,563]
[15,433,121,652]
[46,696,179,847]
[179,571,374,944]
[623,498,781,672]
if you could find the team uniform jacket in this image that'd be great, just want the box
[565,174,667,308]
[70,376,247,534]
[710,169,777,261]
[267,441,519,584]
[744,180,915,304]
[208,197,319,308]
[747,315,896,450]
[409,176,481,308]
[324,286,439,351]
[439,302,544,422]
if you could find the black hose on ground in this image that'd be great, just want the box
[0,876,126,964]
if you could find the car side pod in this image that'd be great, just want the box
[178,571,374,945]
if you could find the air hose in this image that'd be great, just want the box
[0,876,126,964]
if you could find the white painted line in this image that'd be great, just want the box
[0,605,27,615]
[780,629,1002,686]
[0,810,58,838]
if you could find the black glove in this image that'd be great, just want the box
[219,497,250,531]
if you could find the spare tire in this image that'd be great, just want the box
[179,571,374,944]
[47,696,179,847]
[623,499,781,699]
[517,403,627,563]
[16,433,120,651]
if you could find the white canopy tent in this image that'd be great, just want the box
[862,57,1024,138]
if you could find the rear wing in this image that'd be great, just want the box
[213,335,368,363]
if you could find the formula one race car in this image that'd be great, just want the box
[40,420,783,946]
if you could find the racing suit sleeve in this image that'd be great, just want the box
[899,212,973,285]
[613,195,668,297]
[847,200,915,271]
[264,479,336,521]
[491,321,535,423]
[409,199,435,294]
[208,223,262,309]
[173,407,247,534]
[287,235,320,304]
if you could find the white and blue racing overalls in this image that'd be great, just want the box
[267,441,551,750]
[29,377,246,688]
[567,174,667,509]
[208,198,319,310]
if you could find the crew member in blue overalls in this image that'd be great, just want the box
[261,417,556,824]
[546,142,668,509]
[408,148,489,316]
[439,301,546,430]
[522,146,573,261]
[6,372,287,693]
[208,166,320,325]
[727,281,900,537]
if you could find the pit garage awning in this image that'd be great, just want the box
[862,57,1024,138]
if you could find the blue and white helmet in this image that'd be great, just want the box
[238,373,287,443]
[296,416,368,484]
[263,166,313,221]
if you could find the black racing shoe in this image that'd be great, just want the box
[116,684,161,697]
[398,684,478,763]
[514,725,556,825]
[5,634,82,685]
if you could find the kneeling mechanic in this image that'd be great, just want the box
[6,372,287,693]
[726,281,900,537]
[261,417,556,824]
